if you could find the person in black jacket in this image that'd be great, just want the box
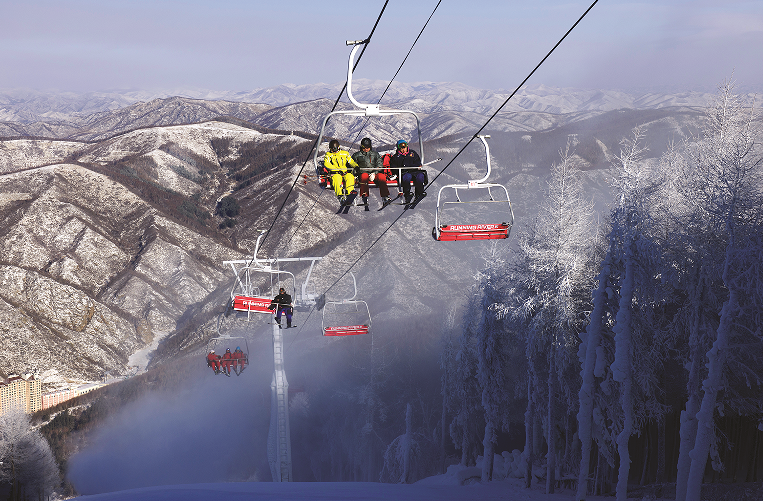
[268,288,293,328]
[389,140,425,204]
[352,137,392,208]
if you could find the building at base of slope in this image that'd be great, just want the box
[0,374,41,414]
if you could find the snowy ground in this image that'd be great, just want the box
[75,475,657,501]
[127,330,171,373]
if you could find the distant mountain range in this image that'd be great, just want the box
[1,80,744,128]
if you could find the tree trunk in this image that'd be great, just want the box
[547,351,556,494]
[675,277,706,501]
[686,287,737,500]
[612,244,635,501]
[656,414,666,484]
[482,420,495,482]
[576,252,611,500]
[441,390,447,474]
[402,403,413,484]
[524,379,534,488]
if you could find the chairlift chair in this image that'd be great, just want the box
[321,273,371,336]
[432,135,515,241]
[313,40,437,205]
[227,231,297,320]
[206,320,250,377]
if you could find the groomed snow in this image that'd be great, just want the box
[75,477,624,501]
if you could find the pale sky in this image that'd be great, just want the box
[1,0,762,93]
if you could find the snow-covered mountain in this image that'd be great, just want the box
[0,94,707,383]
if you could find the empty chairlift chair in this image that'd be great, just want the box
[321,273,371,337]
[432,135,515,241]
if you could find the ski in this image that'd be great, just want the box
[405,192,427,209]
[336,191,358,214]
[377,193,402,211]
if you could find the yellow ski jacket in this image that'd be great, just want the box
[324,149,358,174]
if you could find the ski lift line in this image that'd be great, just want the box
[315,0,599,294]
[424,0,600,191]
[348,0,442,147]
[260,0,390,250]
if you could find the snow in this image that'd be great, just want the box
[75,476,625,501]
[127,330,171,373]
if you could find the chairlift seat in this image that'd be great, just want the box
[232,295,273,314]
[436,223,511,241]
[323,324,369,336]
[318,168,427,191]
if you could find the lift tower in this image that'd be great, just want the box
[223,231,322,481]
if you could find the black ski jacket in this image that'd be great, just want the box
[269,293,292,311]
[389,149,422,176]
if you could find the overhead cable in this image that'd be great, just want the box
[349,0,442,147]
[322,0,601,295]
[283,0,440,253]
[257,0,390,255]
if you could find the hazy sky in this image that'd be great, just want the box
[2,0,762,93]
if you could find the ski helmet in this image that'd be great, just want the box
[329,139,340,152]
[396,140,408,150]
[361,137,372,149]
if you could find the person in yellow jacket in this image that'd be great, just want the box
[323,139,358,204]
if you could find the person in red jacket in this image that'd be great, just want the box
[221,348,234,375]
[232,346,247,374]
[206,350,221,374]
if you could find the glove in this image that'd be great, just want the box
[369,173,376,182]
[389,175,397,181]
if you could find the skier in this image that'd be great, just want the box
[232,346,247,374]
[221,348,233,375]
[389,140,425,204]
[206,350,221,374]
[352,137,392,209]
[268,287,293,329]
[323,139,358,205]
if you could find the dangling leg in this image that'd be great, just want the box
[414,171,427,199]
[401,172,413,204]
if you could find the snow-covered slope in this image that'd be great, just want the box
[0,100,706,383]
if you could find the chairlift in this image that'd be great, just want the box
[321,273,371,337]
[205,315,250,377]
[432,135,515,241]
[227,231,296,320]
[313,40,438,206]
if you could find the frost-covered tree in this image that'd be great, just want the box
[473,245,517,482]
[677,80,763,501]
[608,127,652,501]
[380,402,439,484]
[0,405,59,501]
[446,292,485,468]
[506,142,596,493]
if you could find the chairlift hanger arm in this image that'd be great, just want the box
[312,39,426,175]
